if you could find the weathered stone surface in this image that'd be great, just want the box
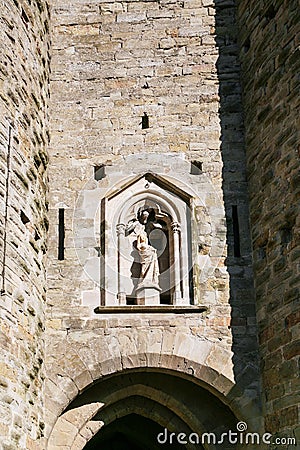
[0,0,50,448]
[1,0,297,447]
[237,0,300,438]
[46,4,260,441]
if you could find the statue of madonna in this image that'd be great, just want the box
[126,208,161,286]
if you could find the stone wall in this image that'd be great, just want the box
[1,0,298,446]
[237,0,300,440]
[46,0,261,445]
[0,0,50,448]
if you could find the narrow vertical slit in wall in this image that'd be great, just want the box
[58,208,65,260]
[242,37,250,53]
[232,205,241,257]
[1,124,12,295]
[100,198,106,306]
[142,112,149,129]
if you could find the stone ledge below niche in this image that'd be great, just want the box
[94,305,208,314]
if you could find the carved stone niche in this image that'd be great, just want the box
[100,173,194,307]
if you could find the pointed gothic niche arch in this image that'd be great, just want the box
[100,173,195,306]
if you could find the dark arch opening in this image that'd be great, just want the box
[64,369,239,449]
[84,413,188,450]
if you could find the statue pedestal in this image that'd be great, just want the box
[135,282,161,306]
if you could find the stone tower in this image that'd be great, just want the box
[0,0,299,449]
[237,0,300,441]
[0,0,50,448]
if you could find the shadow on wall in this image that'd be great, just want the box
[214,0,262,430]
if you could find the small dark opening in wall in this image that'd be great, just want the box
[94,165,106,181]
[142,112,149,129]
[243,37,250,53]
[232,205,241,257]
[280,228,292,245]
[265,4,276,20]
[20,211,30,225]
[21,8,29,25]
[190,161,202,175]
[58,208,65,260]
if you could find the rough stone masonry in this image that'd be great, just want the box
[45,0,261,447]
[237,0,300,440]
[0,0,50,448]
[0,0,299,448]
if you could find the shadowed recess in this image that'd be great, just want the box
[65,369,238,449]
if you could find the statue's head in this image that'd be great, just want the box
[138,209,150,224]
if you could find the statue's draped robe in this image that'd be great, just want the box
[136,228,159,285]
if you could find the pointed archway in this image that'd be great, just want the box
[84,414,191,450]
[47,368,240,450]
